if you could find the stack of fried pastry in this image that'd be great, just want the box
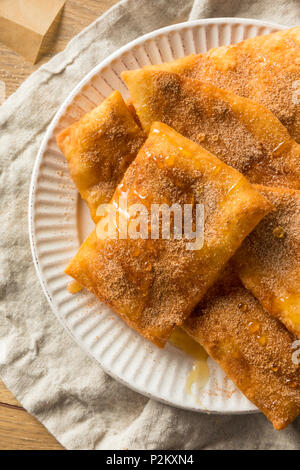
[57,27,300,430]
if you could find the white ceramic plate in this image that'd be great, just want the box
[29,18,285,414]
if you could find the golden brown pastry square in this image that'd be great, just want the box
[65,122,271,347]
[126,27,300,144]
[183,269,300,431]
[57,90,146,222]
[121,70,300,189]
[233,185,300,338]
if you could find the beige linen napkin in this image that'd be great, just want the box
[0,0,299,450]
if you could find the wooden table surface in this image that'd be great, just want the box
[0,0,117,450]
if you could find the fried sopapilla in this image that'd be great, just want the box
[123,27,300,143]
[183,268,300,430]
[65,123,271,346]
[57,90,146,222]
[122,70,300,189]
[233,185,300,339]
